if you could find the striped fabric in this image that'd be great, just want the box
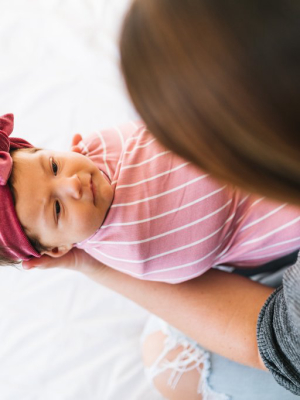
[76,121,300,283]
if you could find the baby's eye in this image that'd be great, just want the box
[51,159,58,175]
[55,200,61,217]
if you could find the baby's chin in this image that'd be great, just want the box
[74,223,102,247]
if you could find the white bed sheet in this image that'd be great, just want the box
[0,1,163,399]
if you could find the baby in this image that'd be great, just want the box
[1,113,300,282]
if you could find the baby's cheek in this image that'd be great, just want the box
[77,207,102,238]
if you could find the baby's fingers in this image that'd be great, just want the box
[71,134,83,153]
[71,133,82,147]
[71,145,82,153]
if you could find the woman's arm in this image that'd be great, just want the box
[23,249,273,369]
[95,264,272,369]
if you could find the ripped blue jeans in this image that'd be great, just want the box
[141,314,298,400]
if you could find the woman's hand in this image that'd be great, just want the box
[22,248,108,280]
[23,249,272,368]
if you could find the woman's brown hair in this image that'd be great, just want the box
[120,0,300,204]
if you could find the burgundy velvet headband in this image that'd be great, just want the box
[0,113,41,261]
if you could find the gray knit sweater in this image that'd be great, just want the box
[257,253,300,395]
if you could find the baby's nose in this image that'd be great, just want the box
[61,175,82,199]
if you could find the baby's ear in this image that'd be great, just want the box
[71,133,83,153]
[41,245,72,258]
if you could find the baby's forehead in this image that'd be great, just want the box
[11,147,42,156]
[11,146,86,182]
[31,148,76,161]
[44,148,76,155]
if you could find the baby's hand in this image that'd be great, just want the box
[71,133,83,153]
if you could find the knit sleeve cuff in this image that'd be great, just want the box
[257,286,300,395]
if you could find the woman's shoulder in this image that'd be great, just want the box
[283,251,300,328]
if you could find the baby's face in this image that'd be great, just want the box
[12,148,113,257]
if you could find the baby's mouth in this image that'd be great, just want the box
[90,176,96,205]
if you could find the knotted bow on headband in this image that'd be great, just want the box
[0,114,41,261]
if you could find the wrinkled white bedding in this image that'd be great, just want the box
[0,1,162,399]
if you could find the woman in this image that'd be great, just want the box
[119,0,300,394]
[24,0,300,398]
[120,0,300,205]
[119,0,300,396]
